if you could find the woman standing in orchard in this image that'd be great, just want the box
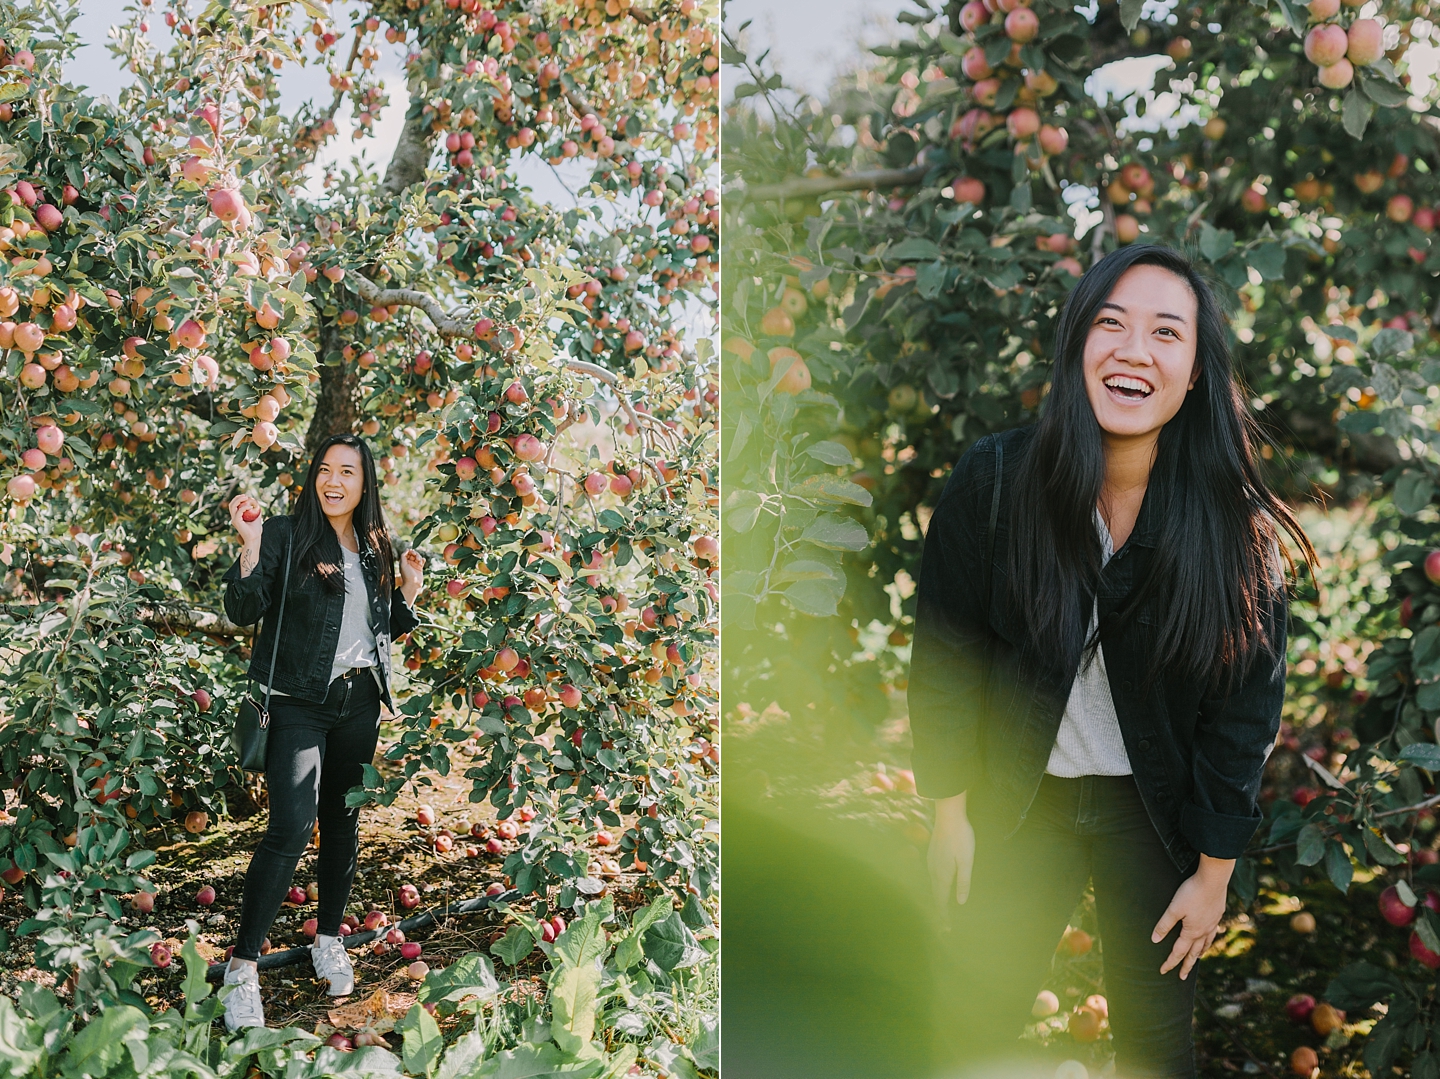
[217,433,426,1032]
[909,245,1314,1077]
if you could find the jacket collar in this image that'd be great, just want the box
[1122,482,1164,550]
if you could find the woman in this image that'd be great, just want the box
[908,245,1314,1078]
[217,433,425,1032]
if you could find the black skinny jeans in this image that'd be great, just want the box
[935,773,1197,1079]
[233,668,382,962]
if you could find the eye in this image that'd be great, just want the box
[1155,327,1179,338]
[1096,316,1120,326]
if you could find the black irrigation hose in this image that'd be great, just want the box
[204,890,520,983]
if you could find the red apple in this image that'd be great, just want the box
[1069,1005,1103,1041]
[364,910,388,932]
[242,507,260,523]
[1426,550,1440,585]
[303,917,318,937]
[1285,993,1316,1023]
[400,888,421,910]
[132,890,156,914]
[486,838,504,854]
[407,961,429,980]
[196,885,216,906]
[372,940,390,956]
[287,885,307,905]
[1379,885,1418,927]
[497,821,519,840]
[183,810,208,834]
[400,941,422,960]
[327,1034,353,1050]
[486,882,507,896]
[416,805,436,827]
[386,928,406,945]
[150,942,172,968]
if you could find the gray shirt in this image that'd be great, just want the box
[267,544,381,698]
[1044,508,1133,778]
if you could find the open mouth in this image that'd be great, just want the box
[1102,375,1154,402]
[324,492,346,505]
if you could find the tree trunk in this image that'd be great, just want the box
[305,317,361,447]
[382,107,435,198]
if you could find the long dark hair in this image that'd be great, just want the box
[289,433,396,596]
[1006,244,1315,693]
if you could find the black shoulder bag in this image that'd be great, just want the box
[234,531,292,774]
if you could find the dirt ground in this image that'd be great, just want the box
[0,718,649,1042]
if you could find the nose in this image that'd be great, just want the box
[1111,326,1154,366]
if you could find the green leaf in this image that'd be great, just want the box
[1401,743,1440,770]
[888,237,943,261]
[552,901,610,968]
[1359,72,1410,107]
[1119,0,1144,31]
[180,933,211,1010]
[1395,471,1436,516]
[805,440,856,466]
[615,895,674,970]
[490,924,535,966]
[1371,327,1414,358]
[477,1043,597,1079]
[773,560,837,583]
[643,911,697,973]
[792,473,873,507]
[800,516,869,552]
[399,1003,444,1079]
[1325,840,1354,893]
[1363,1014,1403,1077]
[549,962,601,1056]
[418,953,501,1004]
[1295,823,1327,866]
[437,1033,487,1079]
[1198,223,1235,262]
[0,995,41,1076]
[1343,89,1375,138]
[1324,961,1403,1010]
[1247,243,1286,281]
[784,575,847,617]
[724,490,763,534]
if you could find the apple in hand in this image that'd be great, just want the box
[242,507,260,523]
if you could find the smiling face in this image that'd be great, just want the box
[1082,264,1200,444]
[316,444,365,526]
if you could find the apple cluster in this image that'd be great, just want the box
[1302,0,1388,90]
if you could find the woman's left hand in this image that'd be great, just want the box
[1151,856,1234,980]
[399,548,425,602]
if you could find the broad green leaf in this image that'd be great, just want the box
[400,1002,444,1078]
[1295,823,1326,866]
[1393,470,1434,516]
[549,962,601,1055]
[643,911,697,973]
[1324,841,1354,893]
[1359,72,1410,107]
[1119,0,1144,31]
[1401,743,1440,770]
[1371,327,1414,358]
[773,560,837,583]
[792,474,873,508]
[888,237,943,261]
[180,933,211,1011]
[1343,89,1375,138]
[1199,223,1235,262]
[491,924,535,966]
[800,516,869,551]
[784,576,846,617]
[724,490,763,534]
[418,952,501,1004]
[1247,243,1286,281]
[615,895,674,969]
[804,440,856,466]
[1324,960,1403,1010]
[0,995,41,1076]
[437,1033,487,1079]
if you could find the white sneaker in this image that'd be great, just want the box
[310,934,355,996]
[221,964,265,1031]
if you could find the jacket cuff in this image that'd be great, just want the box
[910,756,979,802]
[391,594,420,637]
[1179,801,1262,859]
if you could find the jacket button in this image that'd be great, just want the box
[1138,738,1150,750]
[1122,680,1134,693]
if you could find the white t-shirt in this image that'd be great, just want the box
[1045,509,1133,778]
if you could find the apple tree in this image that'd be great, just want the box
[0,0,718,1019]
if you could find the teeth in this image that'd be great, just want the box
[1104,375,1153,396]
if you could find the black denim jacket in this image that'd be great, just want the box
[221,514,420,710]
[907,425,1288,875]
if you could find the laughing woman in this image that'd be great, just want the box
[217,433,425,1032]
[909,245,1314,1078]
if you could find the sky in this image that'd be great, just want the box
[64,1,585,205]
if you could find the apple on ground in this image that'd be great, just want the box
[307,882,320,902]
[1285,993,1316,1023]
[407,961,429,981]
[286,885,306,905]
[364,910,388,932]
[1291,1046,1319,1077]
[196,885,216,906]
[416,805,436,827]
[150,942,172,968]
[132,890,157,914]
[386,928,406,945]
[326,1034,353,1051]
[400,941,422,960]
[1310,1002,1345,1035]
[303,917,318,937]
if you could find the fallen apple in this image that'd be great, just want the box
[1310,1002,1345,1035]
[1032,990,1059,1018]
[470,822,490,839]
[407,960,429,981]
[1290,1045,1318,1077]
[497,821,519,841]
[372,940,390,956]
[302,917,318,937]
[416,805,436,827]
[150,942,172,968]
[364,910,388,931]
[326,1034,353,1051]
[1285,993,1316,1024]
[196,885,216,906]
[286,885,307,905]
[1291,911,1316,934]
[307,882,320,902]
[343,914,360,929]
[400,941,422,960]
[1084,994,1108,1019]
[132,890,157,914]
[486,838,504,854]
[386,928,406,945]
[400,888,421,910]
[486,883,507,896]
[1058,928,1092,957]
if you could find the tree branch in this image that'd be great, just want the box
[139,604,252,638]
[736,165,930,203]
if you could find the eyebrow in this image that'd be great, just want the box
[1099,301,1189,324]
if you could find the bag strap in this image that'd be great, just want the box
[261,529,293,713]
[983,435,1003,611]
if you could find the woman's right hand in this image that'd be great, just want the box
[230,495,264,548]
[928,792,976,924]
